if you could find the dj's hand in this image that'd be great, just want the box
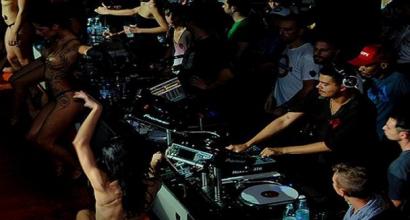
[260,147,283,158]
[226,144,249,153]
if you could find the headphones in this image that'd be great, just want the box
[333,64,360,89]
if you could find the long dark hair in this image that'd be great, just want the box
[98,135,150,217]
[28,5,71,29]
[165,3,190,28]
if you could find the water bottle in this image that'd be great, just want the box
[295,195,310,220]
[86,18,93,36]
[282,203,296,220]
[94,16,103,42]
[125,25,135,38]
[157,34,166,44]
[86,17,96,44]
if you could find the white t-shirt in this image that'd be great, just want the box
[273,43,320,106]
[395,25,410,64]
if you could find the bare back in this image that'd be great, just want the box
[94,180,126,220]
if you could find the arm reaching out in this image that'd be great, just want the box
[226,112,304,153]
[95,3,138,16]
[72,91,107,191]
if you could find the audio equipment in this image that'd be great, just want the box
[150,77,186,102]
[222,171,281,184]
[333,64,360,89]
[166,143,214,168]
[239,183,299,206]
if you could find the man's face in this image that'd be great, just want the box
[279,20,300,44]
[316,74,341,98]
[314,41,336,64]
[268,0,279,9]
[383,117,401,141]
[357,63,379,78]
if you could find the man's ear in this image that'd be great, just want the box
[335,186,346,197]
[380,62,389,70]
[399,130,410,140]
[339,188,349,197]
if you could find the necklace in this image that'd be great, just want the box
[330,97,352,115]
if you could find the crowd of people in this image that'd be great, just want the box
[1,0,410,219]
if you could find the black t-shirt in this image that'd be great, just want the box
[182,35,229,83]
[289,90,378,164]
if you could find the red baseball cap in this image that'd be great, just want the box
[348,45,382,67]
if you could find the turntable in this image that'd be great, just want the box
[239,182,299,206]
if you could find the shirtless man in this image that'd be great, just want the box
[2,0,33,71]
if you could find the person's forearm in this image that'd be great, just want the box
[73,105,102,149]
[106,8,136,16]
[281,142,330,154]
[246,113,301,146]
[135,26,168,34]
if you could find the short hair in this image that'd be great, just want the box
[226,0,251,16]
[390,98,410,131]
[314,32,340,50]
[333,163,372,198]
[278,14,305,29]
[319,63,357,86]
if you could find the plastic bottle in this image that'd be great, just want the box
[94,16,103,42]
[295,195,310,220]
[86,18,93,36]
[282,203,296,220]
[125,25,135,38]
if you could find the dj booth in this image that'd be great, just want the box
[150,142,300,220]
[81,58,305,220]
[77,28,315,220]
[118,83,303,220]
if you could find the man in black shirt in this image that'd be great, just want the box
[227,64,378,164]
[227,64,379,217]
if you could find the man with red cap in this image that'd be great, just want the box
[349,43,410,140]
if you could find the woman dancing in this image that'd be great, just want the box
[73,90,162,220]
[25,11,83,178]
